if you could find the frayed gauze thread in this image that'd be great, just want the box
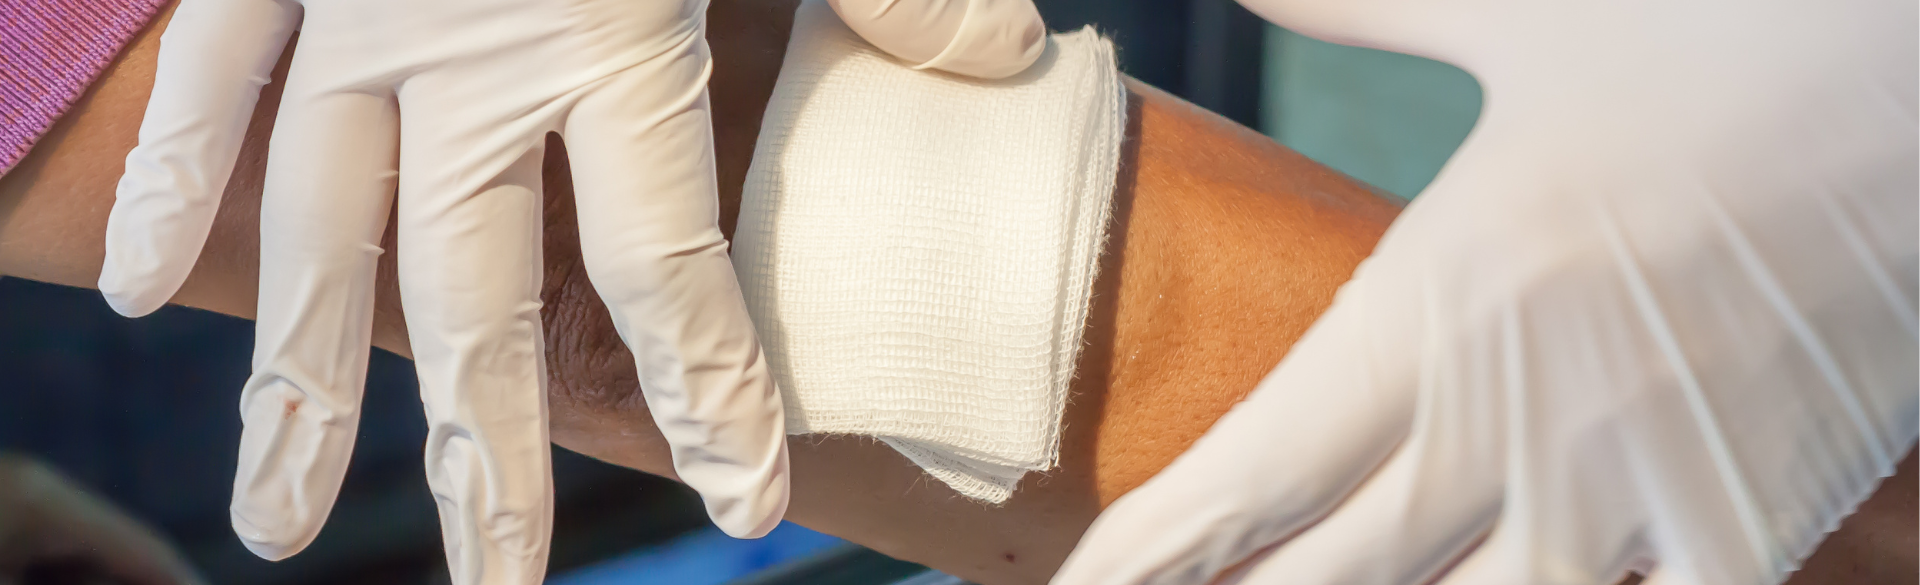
[735,0,1124,502]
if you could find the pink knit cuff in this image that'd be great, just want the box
[1,0,168,175]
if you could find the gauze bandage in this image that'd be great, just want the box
[734,0,1124,502]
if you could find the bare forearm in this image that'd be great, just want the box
[0,4,1904,585]
[0,10,1390,579]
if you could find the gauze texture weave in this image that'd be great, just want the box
[734,0,1124,502]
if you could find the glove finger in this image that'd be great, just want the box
[100,0,298,316]
[1229,413,1503,585]
[828,0,1046,79]
[1419,543,1532,585]
[1051,268,1425,585]
[395,102,555,585]
[1634,567,1705,585]
[1417,449,1652,585]
[1428,542,1654,585]
[562,37,788,539]
[1206,287,1527,585]
[229,67,400,561]
[1419,299,1657,585]
[1425,493,1651,585]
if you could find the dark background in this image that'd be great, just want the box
[0,1,1265,582]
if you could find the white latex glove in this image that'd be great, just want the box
[96,0,1043,582]
[1053,0,1918,583]
[99,0,793,582]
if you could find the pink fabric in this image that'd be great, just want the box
[1,0,167,175]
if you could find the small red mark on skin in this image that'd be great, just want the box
[1003,552,1017,564]
[283,397,302,421]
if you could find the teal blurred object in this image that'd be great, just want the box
[550,522,846,585]
[1261,26,1483,199]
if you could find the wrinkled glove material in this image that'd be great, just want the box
[1054,0,1918,583]
[100,1,796,583]
[827,0,1046,79]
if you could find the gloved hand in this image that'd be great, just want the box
[1053,0,1918,583]
[96,0,1044,583]
[98,0,791,583]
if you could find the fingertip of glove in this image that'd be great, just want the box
[97,244,181,318]
[901,0,1047,79]
[237,539,300,563]
[713,499,787,539]
[97,279,168,318]
[708,466,791,539]
[230,505,320,562]
[994,11,1048,78]
[230,520,307,562]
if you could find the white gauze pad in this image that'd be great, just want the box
[733,0,1124,502]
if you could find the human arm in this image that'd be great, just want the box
[0,2,1907,584]
[0,4,1395,578]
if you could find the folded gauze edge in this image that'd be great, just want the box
[733,0,1125,502]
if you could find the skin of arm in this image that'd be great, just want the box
[0,2,1910,584]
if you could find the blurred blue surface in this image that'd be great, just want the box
[0,277,432,542]
[552,522,845,585]
[1261,26,1482,198]
[0,278,709,584]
